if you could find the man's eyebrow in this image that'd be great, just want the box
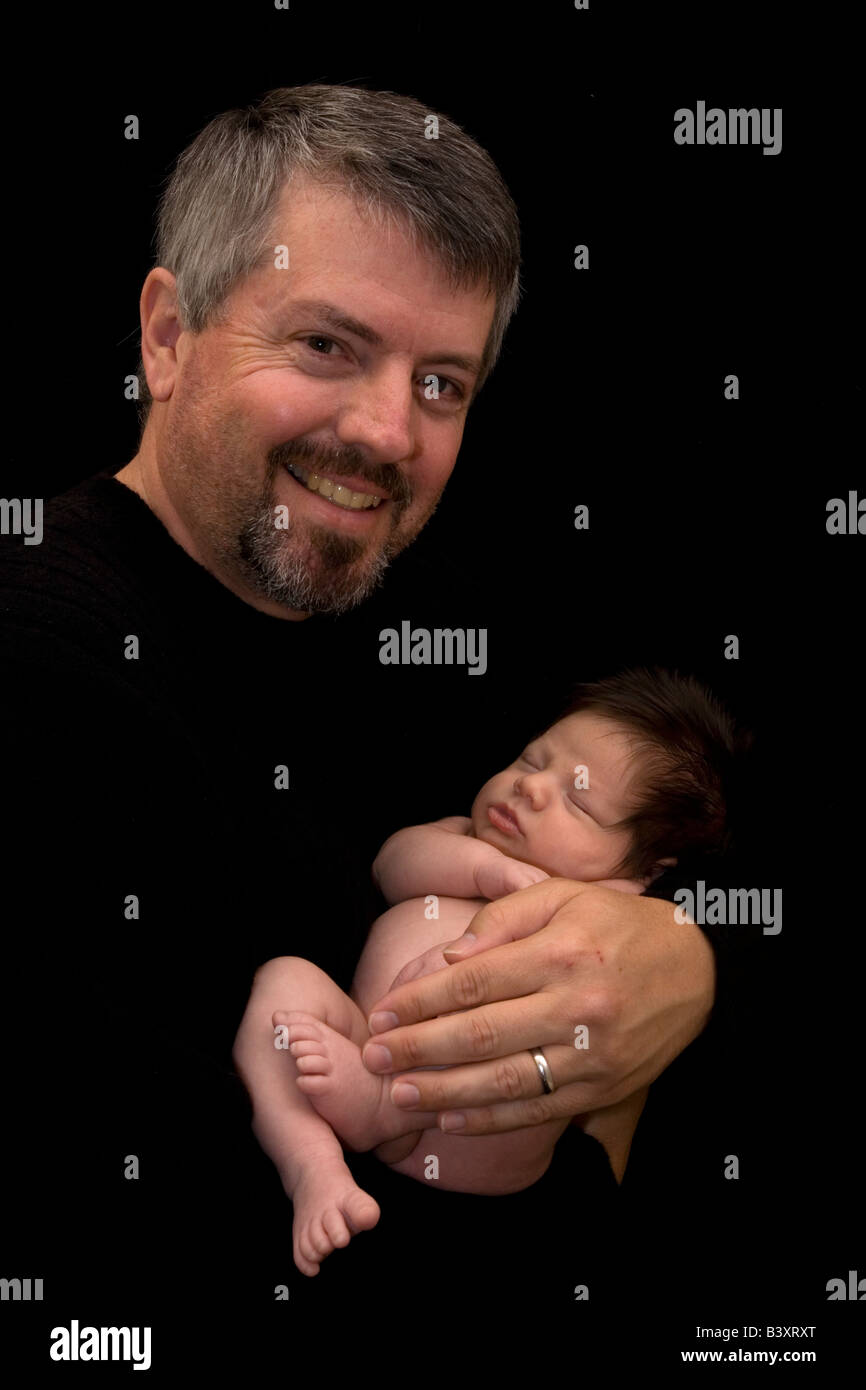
[289,299,384,347]
[286,299,483,377]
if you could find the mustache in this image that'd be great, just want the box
[269,438,413,509]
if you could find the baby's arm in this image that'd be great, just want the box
[373,816,549,906]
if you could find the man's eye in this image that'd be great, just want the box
[423,374,464,401]
[302,335,340,355]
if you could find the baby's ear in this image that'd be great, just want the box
[644,856,677,885]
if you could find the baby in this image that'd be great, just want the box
[233,666,746,1277]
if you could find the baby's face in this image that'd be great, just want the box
[470,711,642,880]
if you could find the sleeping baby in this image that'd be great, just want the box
[232,666,744,1276]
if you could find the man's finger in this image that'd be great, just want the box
[387,1042,602,1113]
[436,1081,593,1136]
[367,928,556,1036]
[441,876,593,960]
[363,978,567,1074]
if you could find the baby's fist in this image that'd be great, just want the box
[474,855,550,900]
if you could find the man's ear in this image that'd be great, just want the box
[140,267,183,404]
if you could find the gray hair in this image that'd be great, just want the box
[135,84,522,432]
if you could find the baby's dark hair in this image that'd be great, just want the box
[553,666,754,881]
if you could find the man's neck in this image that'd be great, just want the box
[114,454,311,623]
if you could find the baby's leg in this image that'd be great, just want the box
[237,958,454,1158]
[348,896,485,1165]
[233,955,427,1277]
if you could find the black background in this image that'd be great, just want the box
[2,0,861,1374]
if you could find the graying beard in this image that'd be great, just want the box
[237,502,391,615]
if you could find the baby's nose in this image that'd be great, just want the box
[519,771,554,815]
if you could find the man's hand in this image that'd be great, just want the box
[473,855,550,900]
[360,878,716,1135]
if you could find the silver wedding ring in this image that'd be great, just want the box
[529,1047,555,1094]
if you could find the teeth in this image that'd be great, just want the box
[286,462,382,510]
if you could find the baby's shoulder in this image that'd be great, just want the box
[428,815,473,836]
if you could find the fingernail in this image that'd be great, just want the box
[363,1043,393,1073]
[443,933,476,959]
[369,1011,400,1033]
[390,1082,420,1107]
[440,1112,466,1132]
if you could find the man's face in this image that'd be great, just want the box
[470,712,643,881]
[152,174,496,616]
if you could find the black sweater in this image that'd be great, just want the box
[0,469,755,1343]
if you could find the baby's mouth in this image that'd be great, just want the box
[487,803,522,836]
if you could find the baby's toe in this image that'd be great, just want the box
[295,1073,329,1095]
[288,1038,325,1056]
[294,1052,331,1074]
[275,1010,324,1038]
[322,1207,350,1248]
[344,1189,380,1233]
[296,1228,320,1271]
[311,1216,334,1257]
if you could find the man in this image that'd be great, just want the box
[1,85,719,1337]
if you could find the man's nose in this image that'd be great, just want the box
[335,360,416,463]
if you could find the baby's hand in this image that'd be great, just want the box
[387,941,459,992]
[473,855,550,901]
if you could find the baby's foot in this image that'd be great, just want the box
[288,1145,381,1277]
[275,1010,436,1152]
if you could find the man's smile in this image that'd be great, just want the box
[280,459,392,529]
